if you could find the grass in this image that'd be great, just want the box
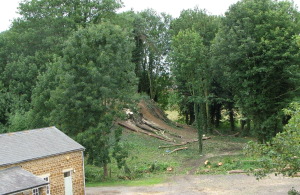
[85,128,255,187]
[119,131,186,174]
[86,176,166,187]
[197,154,260,175]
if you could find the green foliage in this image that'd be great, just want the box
[289,188,300,195]
[85,165,104,183]
[171,8,219,46]
[0,0,124,131]
[132,9,172,102]
[30,22,137,172]
[7,111,31,132]
[198,155,260,175]
[86,176,165,187]
[170,9,219,130]
[213,0,300,142]
[245,102,300,178]
[170,28,209,153]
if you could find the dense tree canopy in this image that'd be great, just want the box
[28,22,136,177]
[170,9,219,126]
[132,9,172,104]
[1,0,300,175]
[213,0,300,142]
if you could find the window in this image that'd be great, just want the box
[42,176,50,195]
[64,171,71,178]
[32,188,39,195]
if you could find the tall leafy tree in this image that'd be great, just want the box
[30,22,137,176]
[132,9,172,103]
[0,0,122,131]
[170,8,219,127]
[170,29,208,153]
[213,0,300,142]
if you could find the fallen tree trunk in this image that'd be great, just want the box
[118,122,139,132]
[136,123,173,141]
[168,147,188,154]
[136,123,158,134]
[143,119,165,131]
[118,122,172,142]
[143,119,182,138]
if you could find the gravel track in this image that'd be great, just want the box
[86,174,300,195]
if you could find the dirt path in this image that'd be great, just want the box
[183,152,241,175]
[86,174,300,195]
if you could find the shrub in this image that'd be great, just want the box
[85,165,103,182]
[245,102,300,178]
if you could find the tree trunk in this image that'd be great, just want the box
[194,103,203,154]
[245,118,251,135]
[201,103,208,134]
[185,112,189,125]
[240,119,246,132]
[103,163,108,178]
[229,110,235,132]
[228,103,235,132]
[204,83,211,133]
[215,103,222,128]
[189,103,195,125]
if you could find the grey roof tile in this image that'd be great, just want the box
[0,127,84,166]
[0,166,49,194]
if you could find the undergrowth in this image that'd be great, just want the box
[85,130,252,186]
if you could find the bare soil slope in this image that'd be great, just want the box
[119,99,198,144]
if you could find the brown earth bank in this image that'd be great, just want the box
[86,174,300,195]
[119,100,200,143]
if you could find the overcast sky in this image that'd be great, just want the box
[1,0,300,32]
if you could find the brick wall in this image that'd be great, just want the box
[0,151,85,195]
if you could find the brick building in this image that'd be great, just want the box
[0,127,85,195]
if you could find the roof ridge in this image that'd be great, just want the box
[0,126,57,137]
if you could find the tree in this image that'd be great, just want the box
[0,0,123,131]
[132,9,172,103]
[170,8,219,127]
[246,102,300,178]
[213,0,300,142]
[30,22,137,177]
[170,29,208,153]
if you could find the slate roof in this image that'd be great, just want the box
[0,166,49,195]
[0,127,84,166]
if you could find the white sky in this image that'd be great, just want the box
[1,0,300,32]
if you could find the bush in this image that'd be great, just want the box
[288,187,300,195]
[85,165,103,182]
[245,102,300,178]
